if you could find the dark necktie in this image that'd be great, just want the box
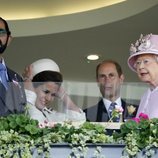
[0,63,8,89]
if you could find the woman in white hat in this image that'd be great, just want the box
[23,58,86,123]
[128,34,158,119]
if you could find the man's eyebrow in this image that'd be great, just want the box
[109,73,115,75]
[0,28,6,31]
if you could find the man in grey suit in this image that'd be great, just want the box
[0,17,26,116]
[84,60,138,122]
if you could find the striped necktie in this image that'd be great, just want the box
[108,102,116,118]
[108,102,120,122]
[0,63,8,89]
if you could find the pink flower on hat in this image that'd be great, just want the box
[138,38,151,51]
[130,34,152,55]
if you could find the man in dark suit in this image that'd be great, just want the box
[84,60,138,122]
[0,17,26,116]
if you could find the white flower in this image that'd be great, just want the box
[12,79,20,87]
[127,105,136,115]
[138,39,151,51]
[130,44,137,54]
[115,105,124,114]
[129,33,152,54]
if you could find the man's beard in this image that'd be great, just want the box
[0,39,8,54]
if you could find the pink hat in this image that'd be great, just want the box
[128,34,158,72]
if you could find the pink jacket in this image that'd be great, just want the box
[136,87,158,119]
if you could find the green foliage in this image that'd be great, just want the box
[82,122,105,133]
[1,114,158,157]
[0,114,38,134]
[116,117,158,157]
[0,114,114,157]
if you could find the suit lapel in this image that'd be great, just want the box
[97,99,109,122]
[121,99,126,121]
[0,83,6,104]
[0,68,25,114]
[6,67,15,82]
[0,68,15,104]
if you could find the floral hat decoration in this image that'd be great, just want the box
[127,33,158,72]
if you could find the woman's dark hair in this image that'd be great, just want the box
[0,17,11,35]
[32,71,63,88]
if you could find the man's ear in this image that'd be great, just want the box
[96,77,100,87]
[7,35,12,46]
[120,74,125,84]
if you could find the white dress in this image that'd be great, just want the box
[25,89,86,123]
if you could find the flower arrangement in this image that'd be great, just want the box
[0,114,114,158]
[0,113,158,158]
[114,113,158,158]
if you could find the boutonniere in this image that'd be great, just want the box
[12,74,24,98]
[12,74,21,88]
[127,105,136,115]
[109,105,124,122]
[12,79,20,86]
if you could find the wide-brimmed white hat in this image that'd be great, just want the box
[31,58,60,77]
[128,34,158,72]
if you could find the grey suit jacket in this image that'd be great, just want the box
[84,98,138,122]
[0,67,26,116]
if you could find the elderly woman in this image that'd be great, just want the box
[23,58,86,123]
[128,34,158,119]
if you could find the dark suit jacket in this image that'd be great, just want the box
[84,98,138,122]
[0,67,26,116]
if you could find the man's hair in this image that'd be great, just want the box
[0,17,11,35]
[96,59,123,78]
[32,71,63,88]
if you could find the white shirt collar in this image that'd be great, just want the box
[0,58,6,67]
[103,97,122,111]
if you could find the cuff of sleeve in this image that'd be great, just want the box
[78,108,84,113]
[67,109,86,122]
[25,89,37,105]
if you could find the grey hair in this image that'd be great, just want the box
[154,55,158,63]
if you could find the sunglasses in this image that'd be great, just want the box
[0,28,8,37]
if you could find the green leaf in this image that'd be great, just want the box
[9,120,17,129]
[0,121,9,131]
[125,120,138,130]
[25,124,39,135]
[138,119,150,129]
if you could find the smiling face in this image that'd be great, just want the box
[34,82,60,110]
[135,54,158,87]
[97,62,124,101]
